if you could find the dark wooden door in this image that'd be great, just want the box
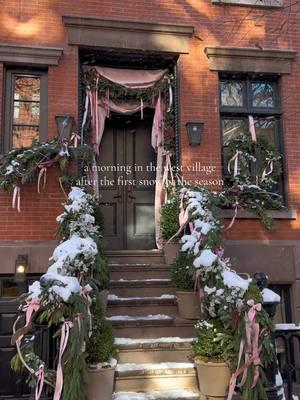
[98,114,156,250]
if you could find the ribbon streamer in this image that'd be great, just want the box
[12,185,21,213]
[35,365,45,400]
[162,150,175,203]
[261,158,274,181]
[227,151,240,177]
[37,167,47,194]
[140,98,144,120]
[225,201,239,231]
[167,78,173,113]
[248,115,257,143]
[53,321,73,400]
[70,132,81,148]
[82,284,93,337]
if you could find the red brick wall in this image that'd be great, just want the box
[0,0,300,245]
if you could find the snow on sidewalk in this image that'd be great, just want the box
[113,391,199,399]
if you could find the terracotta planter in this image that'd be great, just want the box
[87,366,115,400]
[164,241,181,265]
[195,361,231,399]
[99,290,109,312]
[176,290,201,319]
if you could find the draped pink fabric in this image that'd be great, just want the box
[83,66,168,248]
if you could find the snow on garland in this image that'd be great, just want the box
[11,186,105,400]
[174,187,279,400]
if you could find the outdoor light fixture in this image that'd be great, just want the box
[15,254,29,282]
[55,115,74,140]
[186,121,204,146]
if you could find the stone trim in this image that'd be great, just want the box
[205,46,297,74]
[0,44,63,66]
[62,16,194,54]
[212,0,283,8]
[222,209,297,220]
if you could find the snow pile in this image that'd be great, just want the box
[194,249,217,269]
[222,270,251,291]
[108,294,175,301]
[114,337,195,345]
[262,288,281,303]
[106,315,173,321]
[113,391,199,400]
[116,362,194,372]
[275,323,300,331]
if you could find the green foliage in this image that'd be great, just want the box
[171,251,195,290]
[193,319,234,366]
[86,298,117,365]
[160,196,180,239]
[93,254,110,291]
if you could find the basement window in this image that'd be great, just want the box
[3,68,48,150]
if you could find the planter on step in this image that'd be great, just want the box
[87,366,115,400]
[164,240,181,265]
[176,290,201,319]
[99,289,109,312]
[195,360,231,399]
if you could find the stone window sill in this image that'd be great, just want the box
[221,209,297,220]
[212,0,283,8]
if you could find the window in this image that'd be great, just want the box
[220,74,284,194]
[4,69,47,150]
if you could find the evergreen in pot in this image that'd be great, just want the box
[171,252,201,319]
[86,298,117,400]
[160,196,181,264]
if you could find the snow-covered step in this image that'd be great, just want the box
[115,362,198,392]
[112,390,200,399]
[107,314,173,323]
[107,294,177,317]
[110,279,175,297]
[105,250,165,265]
[110,263,171,280]
[111,316,196,339]
[115,337,195,364]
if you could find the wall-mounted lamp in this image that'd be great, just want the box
[55,115,74,140]
[186,121,204,146]
[15,254,29,282]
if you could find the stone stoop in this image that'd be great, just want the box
[106,251,200,399]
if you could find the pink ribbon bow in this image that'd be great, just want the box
[53,321,73,400]
[35,365,45,400]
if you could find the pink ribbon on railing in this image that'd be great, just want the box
[168,189,189,242]
[189,222,194,233]
[53,321,73,400]
[26,298,40,326]
[12,185,21,213]
[35,365,45,400]
[225,201,239,231]
[37,167,47,194]
[227,150,240,177]
[70,132,81,148]
[261,158,274,182]
[162,149,175,192]
[248,115,257,143]
[82,284,93,337]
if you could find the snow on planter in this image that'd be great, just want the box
[221,270,251,291]
[262,288,281,303]
[193,249,217,268]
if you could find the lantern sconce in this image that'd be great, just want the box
[15,254,29,282]
[186,121,204,146]
[55,115,74,141]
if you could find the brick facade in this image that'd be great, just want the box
[1,1,300,315]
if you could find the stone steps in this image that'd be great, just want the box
[107,295,178,317]
[110,279,176,297]
[115,363,198,392]
[109,264,171,280]
[105,250,165,265]
[115,337,194,363]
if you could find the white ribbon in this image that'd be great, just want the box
[140,98,144,120]
[37,167,47,194]
[12,185,21,212]
[248,115,257,143]
[70,132,80,148]
[167,78,173,113]
[225,201,239,231]
[261,158,274,181]
[227,150,240,177]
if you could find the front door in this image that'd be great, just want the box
[98,113,156,250]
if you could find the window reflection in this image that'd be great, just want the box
[254,118,276,143]
[252,82,275,108]
[221,81,244,107]
[222,119,248,145]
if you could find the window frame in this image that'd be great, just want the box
[219,73,286,200]
[3,67,48,152]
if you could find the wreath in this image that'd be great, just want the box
[225,133,282,190]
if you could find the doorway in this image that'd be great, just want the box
[98,111,156,250]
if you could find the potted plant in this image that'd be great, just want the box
[160,195,181,264]
[193,319,232,399]
[171,251,202,319]
[86,297,117,400]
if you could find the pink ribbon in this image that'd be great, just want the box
[82,284,93,337]
[12,185,21,212]
[162,150,175,200]
[248,115,257,143]
[261,158,274,181]
[189,222,194,233]
[26,298,40,326]
[35,365,45,400]
[37,167,47,194]
[227,150,240,177]
[70,132,81,148]
[168,189,189,242]
[225,201,239,231]
[53,321,73,400]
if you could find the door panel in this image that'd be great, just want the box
[98,114,156,250]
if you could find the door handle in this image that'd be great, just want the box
[127,186,136,203]
[113,186,123,203]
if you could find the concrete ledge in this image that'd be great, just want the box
[0,44,63,66]
[222,209,297,220]
[212,0,283,8]
[62,15,194,54]
[205,46,297,74]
